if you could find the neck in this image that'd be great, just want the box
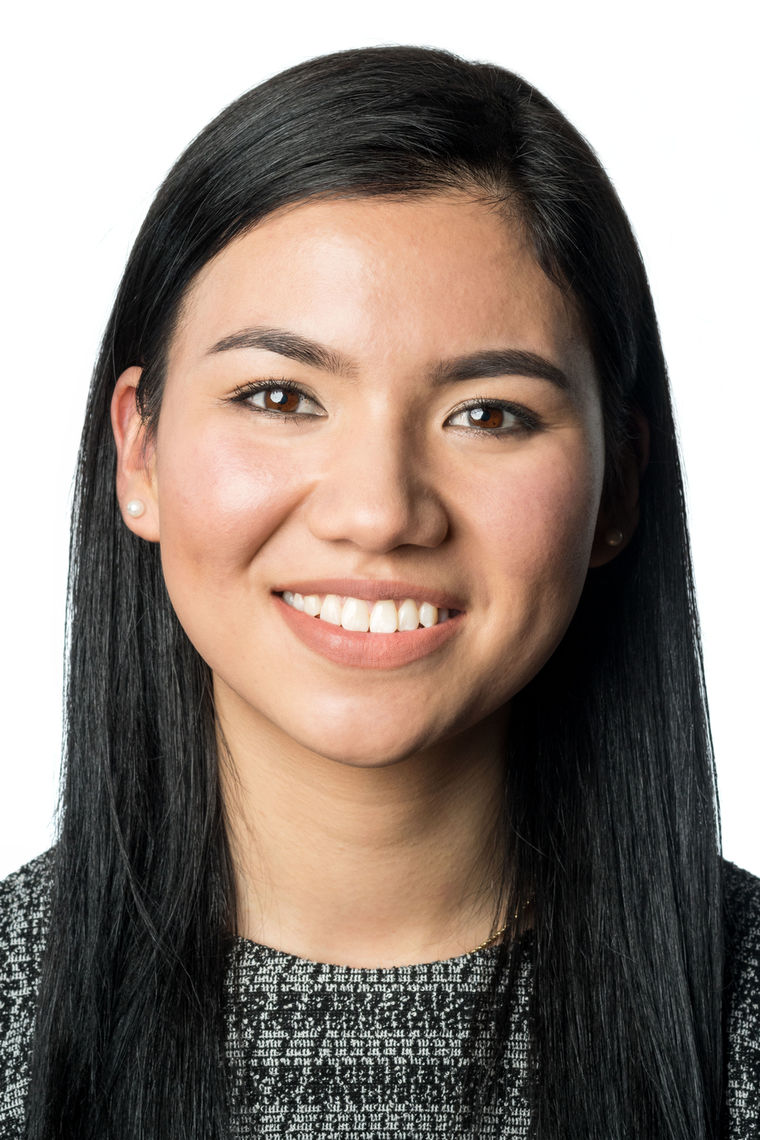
[217,689,509,968]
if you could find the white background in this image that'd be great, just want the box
[1,0,757,880]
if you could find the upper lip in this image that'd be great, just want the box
[272,579,466,611]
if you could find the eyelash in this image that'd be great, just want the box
[445,397,541,436]
[228,379,541,436]
[228,379,325,421]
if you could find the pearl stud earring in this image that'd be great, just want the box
[605,528,624,547]
[126,499,146,518]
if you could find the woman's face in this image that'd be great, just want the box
[116,194,614,766]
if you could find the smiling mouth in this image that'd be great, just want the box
[277,591,460,634]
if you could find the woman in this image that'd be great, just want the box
[0,44,758,1139]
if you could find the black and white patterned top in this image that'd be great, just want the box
[1,850,759,1137]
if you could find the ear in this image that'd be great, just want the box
[110,366,160,542]
[589,409,650,568]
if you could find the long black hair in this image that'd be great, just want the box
[25,45,722,1138]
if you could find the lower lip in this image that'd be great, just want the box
[273,594,465,669]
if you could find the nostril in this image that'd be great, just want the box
[305,480,449,554]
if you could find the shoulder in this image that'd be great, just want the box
[0,848,55,944]
[723,858,760,988]
[0,849,55,1130]
[722,859,760,1137]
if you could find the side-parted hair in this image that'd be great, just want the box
[26,46,722,1139]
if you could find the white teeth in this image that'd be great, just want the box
[320,594,343,625]
[281,591,456,631]
[341,597,371,632]
[418,602,438,628]
[397,598,420,631]
[370,599,398,633]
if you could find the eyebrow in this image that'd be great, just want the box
[431,349,570,390]
[207,325,571,390]
[208,327,357,378]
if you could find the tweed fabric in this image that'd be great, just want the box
[1,850,758,1137]
[723,860,760,1136]
[223,937,532,1137]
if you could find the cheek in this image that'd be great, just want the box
[456,437,603,678]
[154,419,302,589]
[474,446,601,578]
[521,462,599,573]
[457,444,602,702]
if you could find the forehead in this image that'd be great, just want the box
[172,193,594,384]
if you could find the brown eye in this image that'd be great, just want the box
[447,402,524,433]
[242,385,325,417]
[467,405,505,429]
[263,388,301,412]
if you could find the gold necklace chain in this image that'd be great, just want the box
[468,898,531,954]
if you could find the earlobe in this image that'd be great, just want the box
[111,367,160,542]
[588,521,633,568]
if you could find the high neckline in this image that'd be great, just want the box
[227,927,532,976]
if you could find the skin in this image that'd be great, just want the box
[112,193,635,966]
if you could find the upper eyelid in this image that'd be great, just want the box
[448,396,531,412]
[446,397,541,428]
[229,378,324,409]
[230,377,317,397]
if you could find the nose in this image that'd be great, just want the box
[305,424,449,554]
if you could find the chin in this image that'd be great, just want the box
[289,715,446,770]
[278,683,506,770]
